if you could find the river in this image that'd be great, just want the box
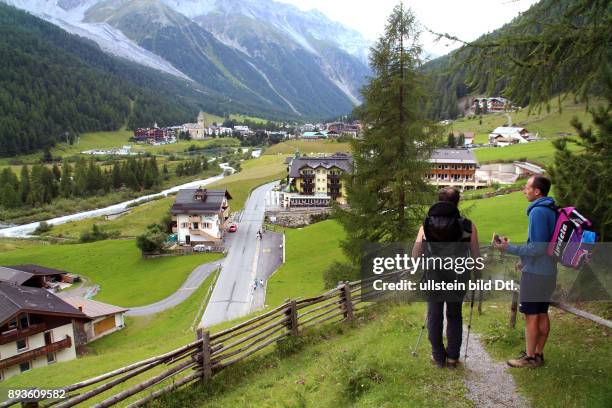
[0,174,224,238]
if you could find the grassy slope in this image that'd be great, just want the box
[451,99,595,143]
[265,139,352,155]
[473,140,582,166]
[472,301,612,408]
[1,274,216,393]
[162,303,469,408]
[266,220,346,307]
[49,196,176,238]
[206,154,286,212]
[0,239,221,306]
[462,191,528,242]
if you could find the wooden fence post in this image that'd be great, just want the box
[284,300,298,336]
[340,282,354,322]
[509,291,519,328]
[196,328,212,381]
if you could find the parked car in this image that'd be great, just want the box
[228,224,238,233]
[193,244,212,252]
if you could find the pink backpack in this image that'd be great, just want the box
[547,206,597,269]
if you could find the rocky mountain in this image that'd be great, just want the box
[4,0,371,119]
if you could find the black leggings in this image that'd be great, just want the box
[427,301,463,361]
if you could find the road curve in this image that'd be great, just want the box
[200,181,278,327]
[125,259,224,316]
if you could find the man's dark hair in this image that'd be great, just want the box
[439,187,460,205]
[532,175,551,196]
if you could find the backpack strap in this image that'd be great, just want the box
[459,217,472,241]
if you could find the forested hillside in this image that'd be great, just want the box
[424,0,606,120]
[0,4,229,157]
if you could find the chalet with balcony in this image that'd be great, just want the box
[0,283,88,381]
[171,188,232,245]
[427,149,487,190]
[285,153,352,207]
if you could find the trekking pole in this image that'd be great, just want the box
[463,289,476,361]
[411,312,428,357]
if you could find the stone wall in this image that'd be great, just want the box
[265,208,332,228]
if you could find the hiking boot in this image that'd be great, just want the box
[507,353,538,368]
[446,358,460,369]
[431,355,446,368]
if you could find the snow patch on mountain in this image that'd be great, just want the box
[2,0,192,81]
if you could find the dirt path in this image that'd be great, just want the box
[463,330,531,408]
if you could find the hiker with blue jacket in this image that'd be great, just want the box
[494,175,557,368]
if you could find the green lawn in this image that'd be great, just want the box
[461,191,528,242]
[0,239,222,307]
[473,139,582,166]
[266,220,346,306]
[265,139,352,155]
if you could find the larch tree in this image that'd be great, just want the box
[333,3,440,276]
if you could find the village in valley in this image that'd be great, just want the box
[0,0,609,407]
[0,94,552,381]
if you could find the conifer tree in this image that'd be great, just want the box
[19,166,31,204]
[334,4,439,269]
[60,161,73,198]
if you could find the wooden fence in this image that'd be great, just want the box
[3,267,607,408]
[0,278,377,408]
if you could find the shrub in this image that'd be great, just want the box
[79,224,117,243]
[323,261,359,289]
[33,221,52,235]
[136,223,168,253]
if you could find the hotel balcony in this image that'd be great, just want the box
[0,336,72,370]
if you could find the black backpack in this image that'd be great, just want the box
[423,202,473,281]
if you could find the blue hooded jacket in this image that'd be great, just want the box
[506,197,558,276]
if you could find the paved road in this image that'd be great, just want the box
[125,259,224,316]
[251,231,284,311]
[200,181,278,327]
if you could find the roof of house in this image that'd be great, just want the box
[7,264,69,277]
[451,131,475,139]
[514,162,545,174]
[430,149,478,164]
[490,126,528,135]
[61,296,128,318]
[301,131,327,138]
[0,282,88,326]
[171,189,231,215]
[289,153,352,178]
[0,267,33,285]
[283,156,293,165]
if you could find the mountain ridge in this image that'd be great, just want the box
[5,0,371,119]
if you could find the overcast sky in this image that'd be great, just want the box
[277,0,540,57]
